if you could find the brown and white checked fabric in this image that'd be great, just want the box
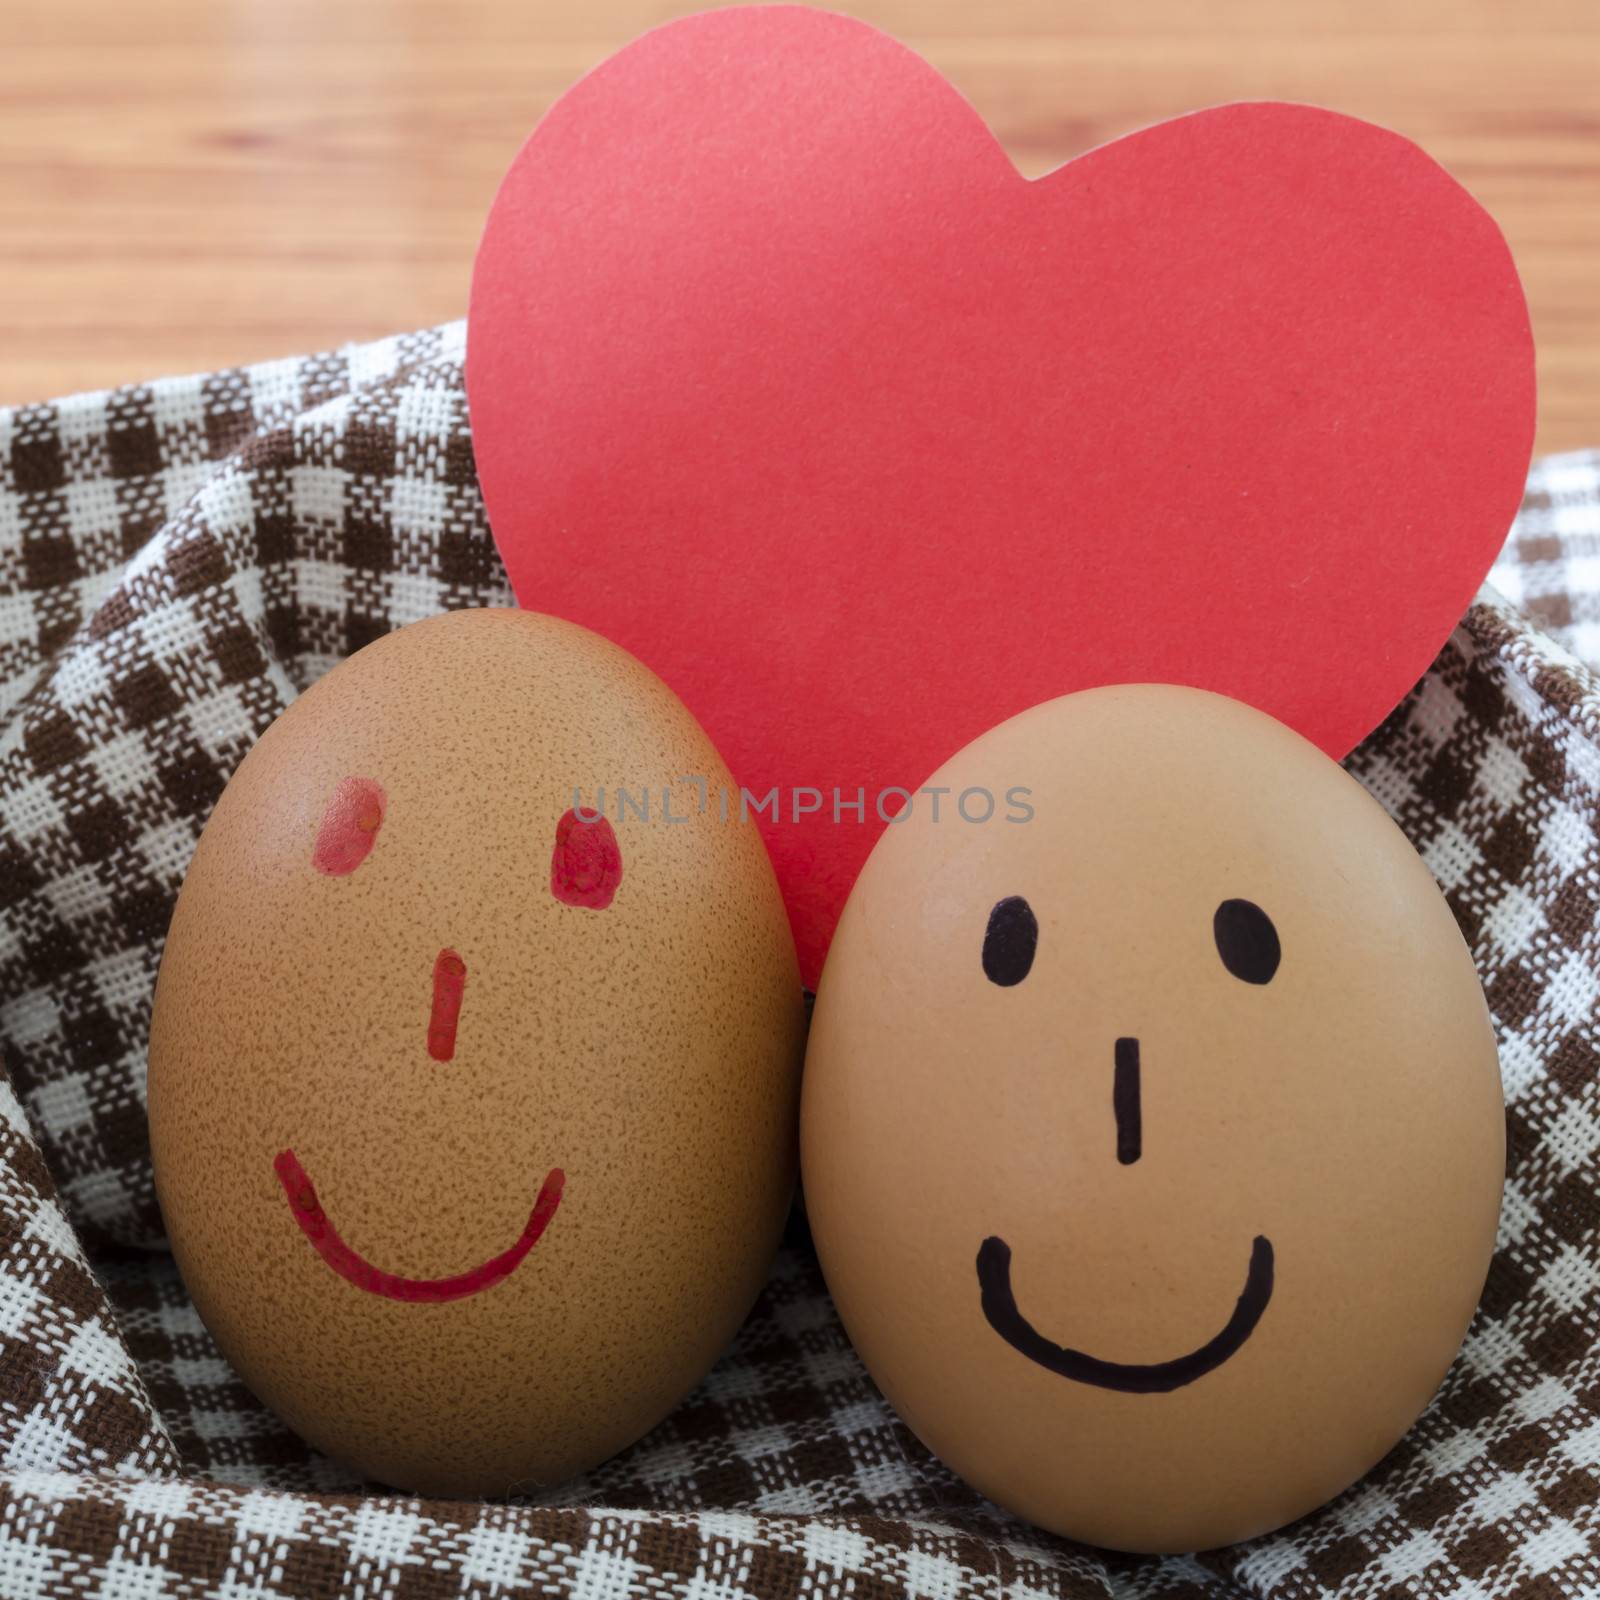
[1492,455,1600,670]
[0,326,1598,1599]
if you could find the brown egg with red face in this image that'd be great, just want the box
[800,685,1504,1554]
[149,608,804,1495]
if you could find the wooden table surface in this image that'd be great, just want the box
[4,0,1597,454]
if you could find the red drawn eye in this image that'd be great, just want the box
[313,777,386,876]
[551,808,623,909]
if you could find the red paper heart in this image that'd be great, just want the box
[468,6,1535,987]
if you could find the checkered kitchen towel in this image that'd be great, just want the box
[1,322,1598,1598]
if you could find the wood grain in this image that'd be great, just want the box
[2,0,1596,453]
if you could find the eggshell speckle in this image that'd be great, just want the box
[149,608,804,1496]
[800,685,1504,1553]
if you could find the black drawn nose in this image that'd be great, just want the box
[1114,1037,1141,1166]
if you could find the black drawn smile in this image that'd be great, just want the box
[975,1234,1275,1393]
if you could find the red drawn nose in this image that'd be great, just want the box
[429,950,467,1061]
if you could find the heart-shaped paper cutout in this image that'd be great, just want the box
[468,5,1535,987]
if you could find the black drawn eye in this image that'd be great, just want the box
[982,896,1038,987]
[1213,899,1280,985]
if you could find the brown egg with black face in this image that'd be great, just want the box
[800,684,1504,1554]
[148,608,804,1496]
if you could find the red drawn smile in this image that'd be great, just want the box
[273,1151,565,1303]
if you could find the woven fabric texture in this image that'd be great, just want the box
[1,324,1598,1598]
